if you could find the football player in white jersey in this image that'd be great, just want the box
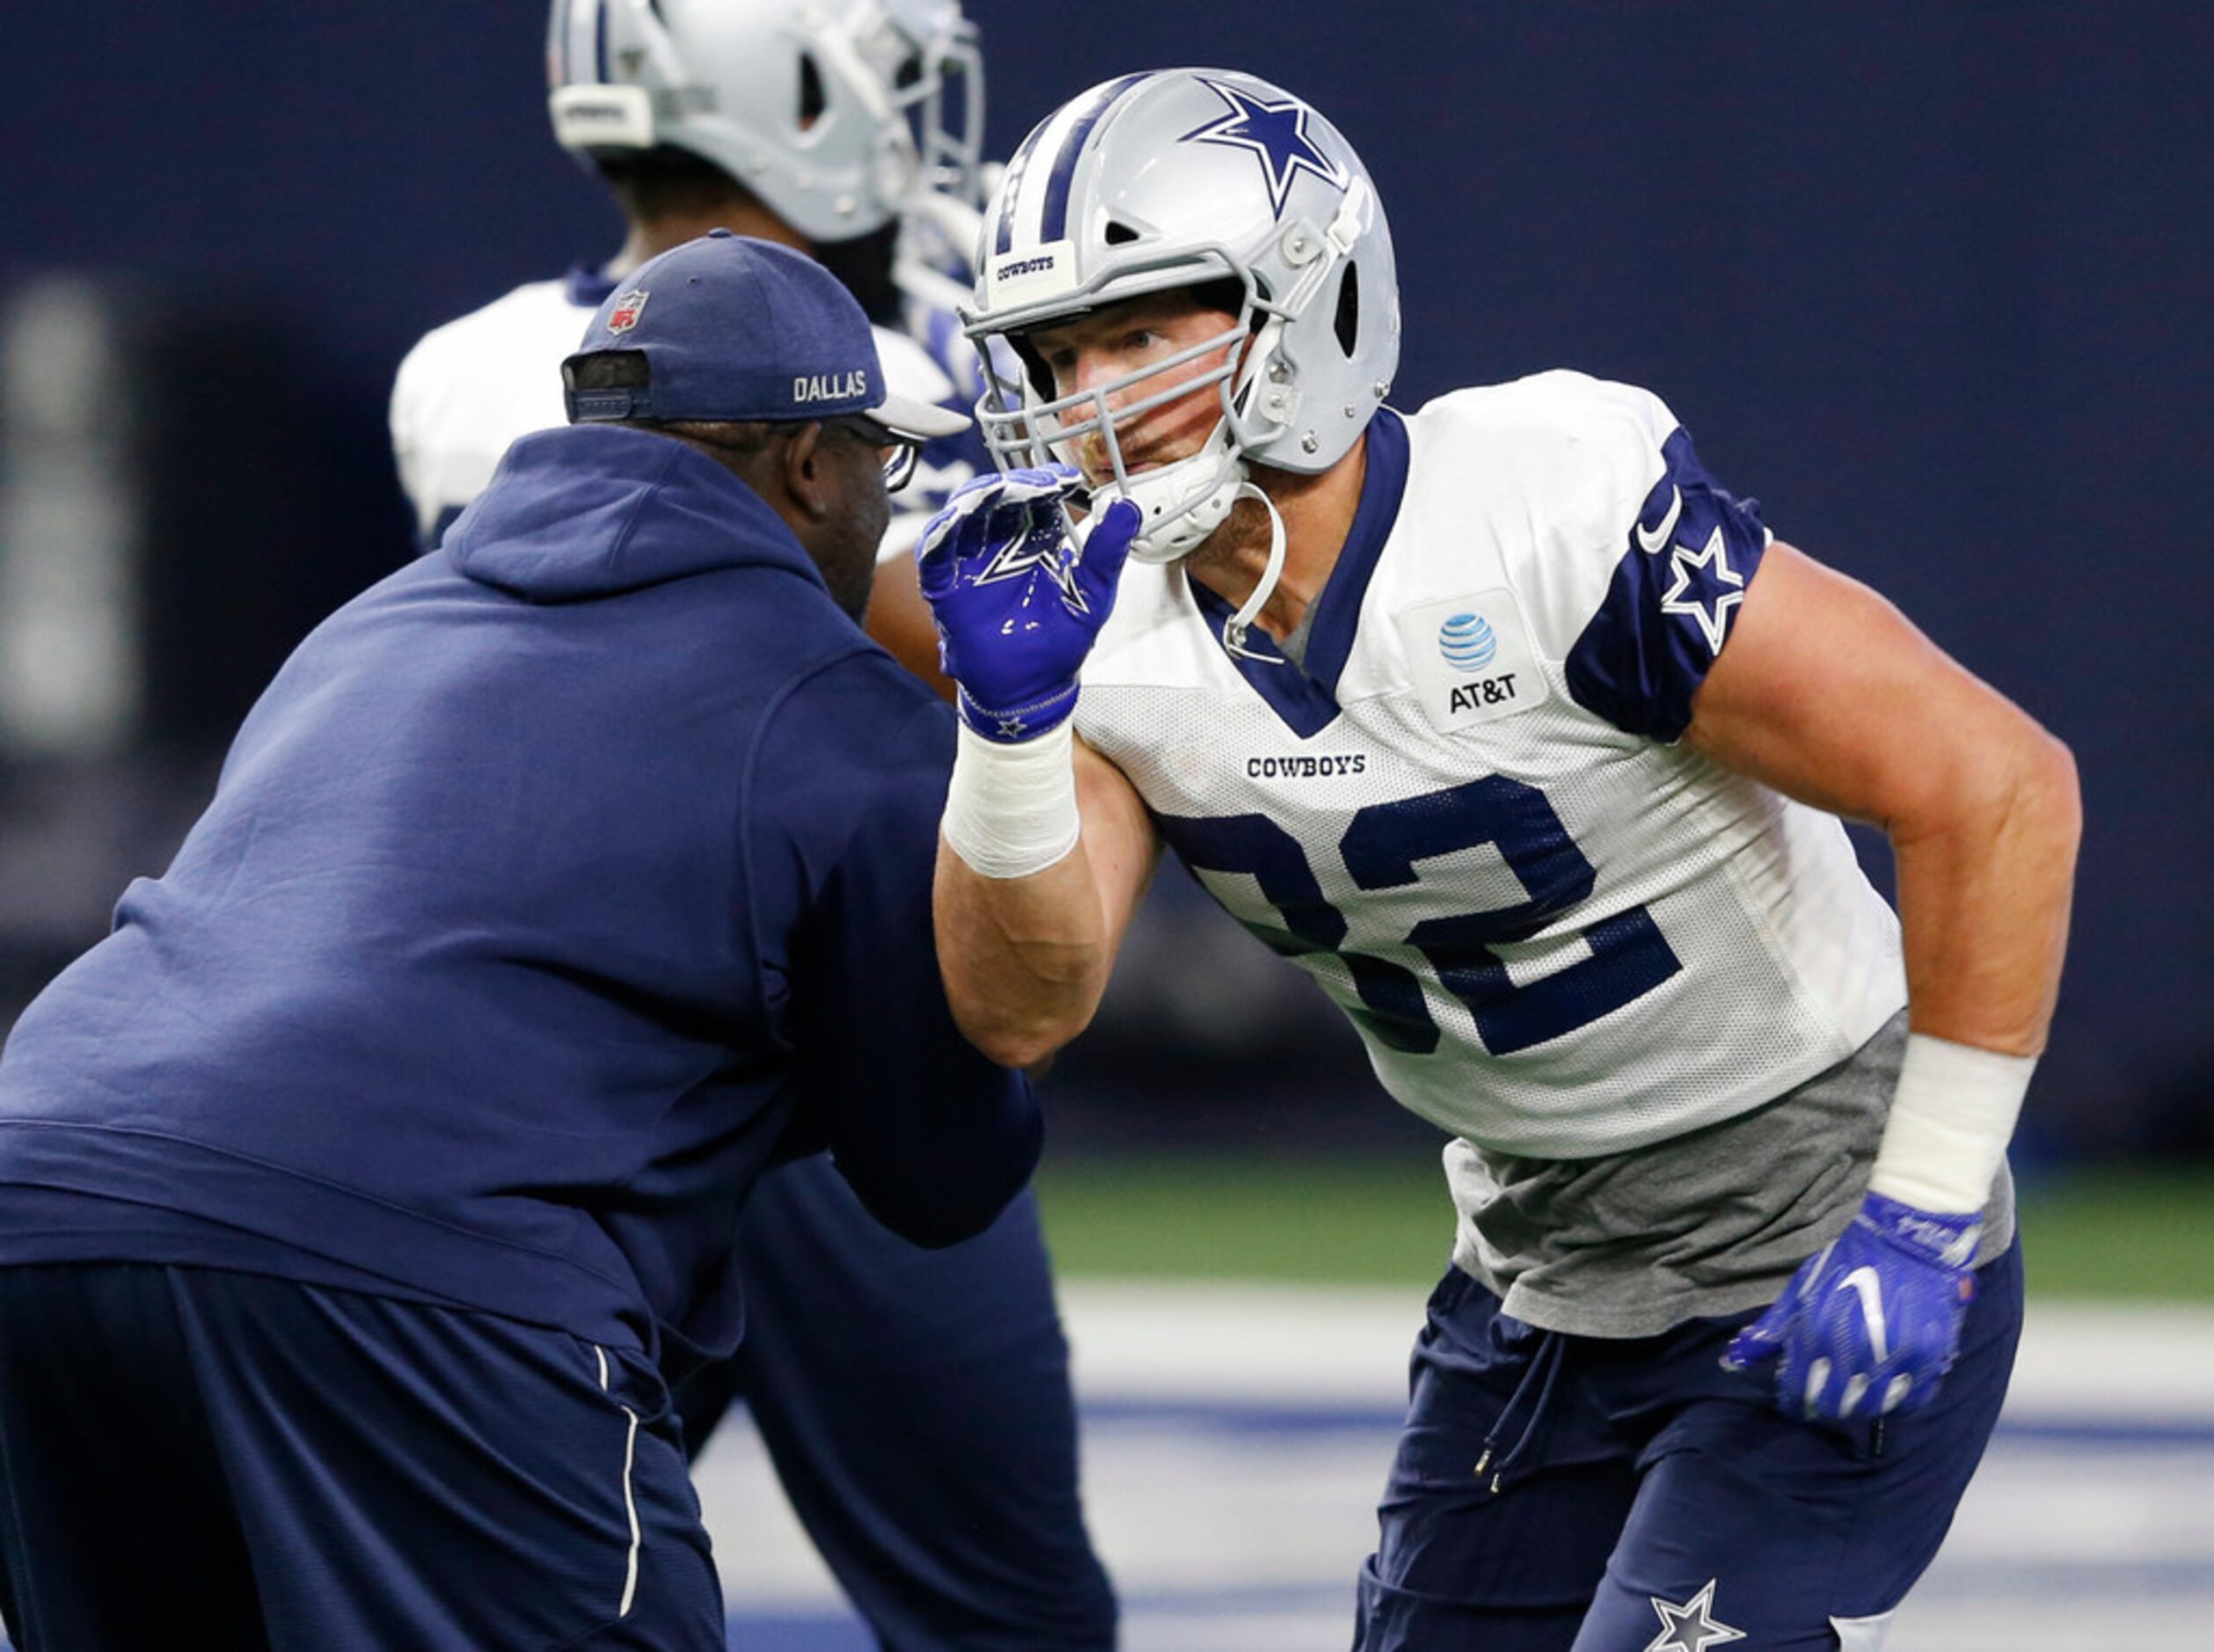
[388,7,1116,1648]
[917,68,2080,1650]
[392,0,997,692]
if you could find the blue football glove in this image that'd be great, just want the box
[914,465,1141,742]
[1724,1191,1981,1428]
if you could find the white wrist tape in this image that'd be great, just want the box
[1867,1032,2036,1215]
[941,721,1082,880]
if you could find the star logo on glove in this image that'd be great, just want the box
[1658,525,1745,655]
[974,520,1091,614]
[1644,1579,1746,1652]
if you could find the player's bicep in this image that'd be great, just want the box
[1684,540,2017,827]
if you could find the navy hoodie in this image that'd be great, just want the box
[0,424,1038,1363]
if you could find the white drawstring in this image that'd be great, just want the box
[595,1344,643,1619]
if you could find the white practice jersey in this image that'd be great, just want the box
[390,267,986,556]
[1076,370,1906,1161]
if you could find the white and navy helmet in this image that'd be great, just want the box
[547,0,985,245]
[966,68,1399,562]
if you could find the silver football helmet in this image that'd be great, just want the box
[964,68,1399,565]
[547,0,984,245]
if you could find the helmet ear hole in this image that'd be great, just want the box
[798,53,828,127]
[1104,220,1140,246]
[1333,262,1360,358]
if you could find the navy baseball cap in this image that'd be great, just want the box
[562,230,969,442]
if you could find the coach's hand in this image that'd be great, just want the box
[1724,1191,1981,1427]
[915,466,1141,742]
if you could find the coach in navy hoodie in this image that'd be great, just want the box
[0,233,1030,1650]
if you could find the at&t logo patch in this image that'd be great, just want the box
[1396,591,1551,732]
[1438,612,1498,672]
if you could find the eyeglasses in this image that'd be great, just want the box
[822,416,925,494]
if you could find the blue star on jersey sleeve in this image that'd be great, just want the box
[1562,427,1770,742]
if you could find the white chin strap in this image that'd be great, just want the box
[1218,484,1289,662]
[1087,450,1290,664]
[1094,422,1247,567]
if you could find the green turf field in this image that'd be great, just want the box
[1034,1153,2214,1301]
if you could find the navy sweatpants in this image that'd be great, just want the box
[0,1262,724,1651]
[1355,1240,2024,1650]
[691,1164,1115,1649]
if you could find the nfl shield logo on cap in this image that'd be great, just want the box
[606,289,649,334]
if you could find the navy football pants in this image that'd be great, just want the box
[1355,1241,2023,1650]
[691,1164,1116,1649]
[0,1262,723,1650]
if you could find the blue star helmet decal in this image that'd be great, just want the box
[1179,78,1348,218]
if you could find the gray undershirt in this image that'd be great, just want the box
[1445,1012,2017,1338]
[1275,600,1319,670]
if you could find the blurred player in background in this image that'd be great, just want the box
[0,231,1038,1649]
[395,0,992,691]
[391,5,1114,1648]
[917,67,2081,1649]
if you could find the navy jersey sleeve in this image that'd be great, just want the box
[1561,425,1771,742]
[751,655,1040,1246]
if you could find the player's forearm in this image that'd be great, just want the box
[1889,716,2081,1056]
[1863,715,2079,1217]
[933,837,1115,1069]
[930,718,1110,1065]
[913,475,1154,1066]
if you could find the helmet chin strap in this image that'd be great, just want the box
[1102,428,1246,566]
[1083,464,1289,665]
[1218,484,1289,663]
